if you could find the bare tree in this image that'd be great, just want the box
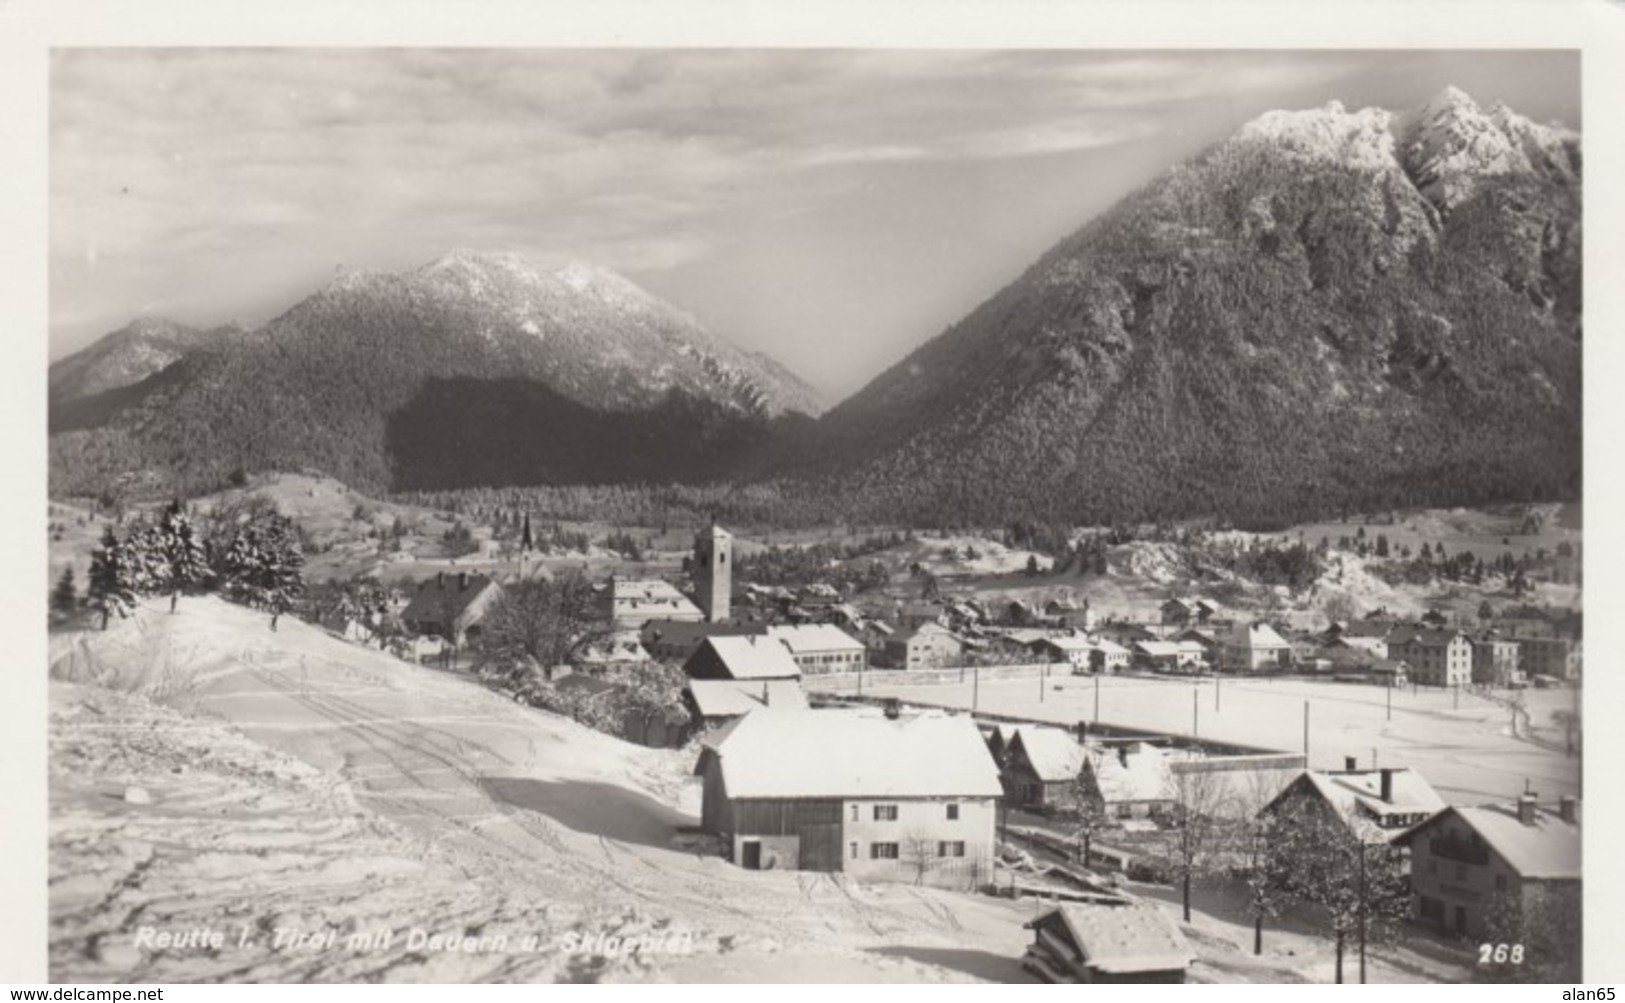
[901,831,940,886]
[1164,763,1233,922]
[1232,767,1295,955]
[1057,752,1113,867]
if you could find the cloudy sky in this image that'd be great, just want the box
[50,49,1578,400]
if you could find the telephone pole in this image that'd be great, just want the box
[1303,700,1310,761]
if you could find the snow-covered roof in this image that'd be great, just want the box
[1010,728,1088,783]
[701,635,804,680]
[1030,903,1193,974]
[1093,639,1130,656]
[686,679,809,717]
[1448,805,1581,880]
[710,709,1002,799]
[1092,744,1174,804]
[1231,622,1291,649]
[1286,769,1447,841]
[1034,634,1094,653]
[1134,640,1183,658]
[766,623,865,655]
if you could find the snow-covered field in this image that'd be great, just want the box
[853,674,1580,805]
[45,597,1504,983]
[48,598,1040,983]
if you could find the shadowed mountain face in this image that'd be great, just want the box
[384,377,802,491]
[50,89,1581,528]
[48,252,822,498]
[787,88,1581,527]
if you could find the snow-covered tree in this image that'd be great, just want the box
[1057,755,1113,867]
[87,528,137,629]
[50,567,79,622]
[1265,796,1410,983]
[474,571,600,681]
[153,501,212,612]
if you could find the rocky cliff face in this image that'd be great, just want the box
[797,88,1581,527]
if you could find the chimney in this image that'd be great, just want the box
[1517,793,1538,825]
[762,682,770,707]
[1344,755,1358,772]
[458,572,469,590]
[883,698,901,720]
[1559,795,1577,824]
[1380,768,1394,803]
[437,572,445,588]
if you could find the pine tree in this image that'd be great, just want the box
[521,512,534,553]
[51,568,79,621]
[260,516,306,630]
[155,501,211,612]
[87,528,136,629]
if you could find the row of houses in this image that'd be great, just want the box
[1323,614,1582,686]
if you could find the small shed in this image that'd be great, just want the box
[1023,902,1193,983]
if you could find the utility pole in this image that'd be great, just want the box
[1094,671,1100,723]
[973,665,980,714]
[1215,669,1221,712]
[1386,678,1391,721]
[1040,662,1047,703]
[1358,844,1368,984]
[1303,700,1310,761]
[1192,687,1199,739]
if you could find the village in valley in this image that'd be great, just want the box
[39,47,1588,987]
[44,476,1584,983]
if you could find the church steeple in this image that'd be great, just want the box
[693,522,732,623]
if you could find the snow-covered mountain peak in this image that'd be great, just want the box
[1233,100,1398,172]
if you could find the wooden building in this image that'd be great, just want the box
[695,708,1002,889]
[1000,727,1088,810]
[400,572,503,647]
[1023,903,1193,983]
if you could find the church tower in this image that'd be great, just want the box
[693,522,732,623]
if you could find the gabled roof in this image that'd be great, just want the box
[896,622,963,644]
[707,709,1002,799]
[1028,903,1193,975]
[1439,804,1581,880]
[1008,727,1088,783]
[1133,640,1184,658]
[765,623,865,654]
[685,679,809,717]
[640,619,765,649]
[1092,744,1174,803]
[1394,627,1469,648]
[1092,639,1130,656]
[1033,634,1095,653]
[1271,768,1446,842]
[697,635,803,680]
[400,573,500,626]
[1229,622,1291,649]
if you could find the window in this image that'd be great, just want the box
[850,804,859,822]
[937,841,966,858]
[850,842,859,860]
[870,842,899,860]
[874,804,899,821]
[946,804,960,820]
